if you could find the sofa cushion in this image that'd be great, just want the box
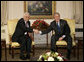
[11,41,35,47]
[56,40,76,46]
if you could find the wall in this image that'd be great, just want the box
[1,1,83,45]
[7,1,75,22]
[74,1,83,24]
[56,1,74,19]
[8,1,24,20]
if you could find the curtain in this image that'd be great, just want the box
[73,1,83,24]
[1,1,8,25]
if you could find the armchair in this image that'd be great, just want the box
[7,19,35,58]
[52,18,77,58]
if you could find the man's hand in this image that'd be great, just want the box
[33,29,39,34]
[58,37,63,41]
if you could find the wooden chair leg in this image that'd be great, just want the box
[5,43,7,61]
[32,45,35,56]
[12,47,14,58]
[76,40,79,60]
[73,48,76,57]
[1,45,2,59]
[9,45,11,54]
[77,45,79,60]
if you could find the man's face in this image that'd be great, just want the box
[24,14,30,21]
[54,14,60,22]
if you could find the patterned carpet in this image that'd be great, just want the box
[1,44,83,61]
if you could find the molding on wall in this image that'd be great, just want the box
[75,24,83,28]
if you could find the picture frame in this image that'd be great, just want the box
[24,1,56,19]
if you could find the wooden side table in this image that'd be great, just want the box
[75,37,83,60]
[1,40,7,61]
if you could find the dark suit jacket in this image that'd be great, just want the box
[12,18,33,42]
[41,19,71,37]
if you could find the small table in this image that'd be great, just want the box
[75,37,83,60]
[1,40,7,61]
[33,32,48,46]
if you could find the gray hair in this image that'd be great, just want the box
[54,12,60,16]
[24,12,30,16]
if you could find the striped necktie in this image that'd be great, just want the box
[25,22,29,28]
[57,22,61,32]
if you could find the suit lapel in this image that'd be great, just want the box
[53,21,59,33]
[60,20,63,34]
[60,20,62,30]
[27,21,30,27]
[23,19,30,28]
[54,21,57,30]
[23,20,25,26]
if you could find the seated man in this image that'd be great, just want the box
[12,12,36,60]
[35,12,72,60]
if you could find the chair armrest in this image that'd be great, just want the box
[9,34,12,44]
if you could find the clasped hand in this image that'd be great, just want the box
[33,29,39,34]
[33,29,63,41]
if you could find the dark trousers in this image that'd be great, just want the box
[18,35,32,57]
[51,35,72,57]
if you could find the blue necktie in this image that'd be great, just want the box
[57,22,60,32]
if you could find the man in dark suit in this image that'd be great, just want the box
[35,12,72,60]
[12,12,36,60]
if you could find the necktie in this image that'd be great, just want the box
[57,22,60,33]
[25,22,29,28]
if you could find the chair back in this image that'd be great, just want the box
[7,19,19,42]
[63,18,75,42]
[7,19,19,36]
[63,18,75,35]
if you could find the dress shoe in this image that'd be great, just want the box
[26,54,30,59]
[20,56,27,60]
[66,55,70,60]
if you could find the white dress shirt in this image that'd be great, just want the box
[25,21,29,28]
[24,21,29,35]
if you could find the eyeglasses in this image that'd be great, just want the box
[25,16,30,18]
